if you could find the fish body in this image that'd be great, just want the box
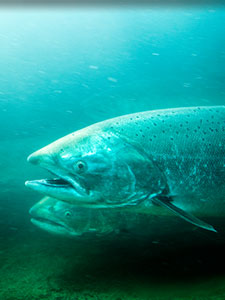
[29,196,194,238]
[26,106,225,232]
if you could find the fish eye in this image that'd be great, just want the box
[75,160,87,173]
[65,210,72,218]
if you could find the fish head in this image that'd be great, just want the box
[29,196,105,237]
[26,126,166,207]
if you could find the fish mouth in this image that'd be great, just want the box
[27,178,75,189]
[25,170,89,201]
[31,216,65,228]
[30,216,77,235]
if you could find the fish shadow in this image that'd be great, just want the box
[56,222,225,292]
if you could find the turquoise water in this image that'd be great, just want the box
[0,6,225,299]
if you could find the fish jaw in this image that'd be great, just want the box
[25,179,86,202]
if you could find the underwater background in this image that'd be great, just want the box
[0,5,225,299]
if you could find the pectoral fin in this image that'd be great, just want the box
[152,196,217,233]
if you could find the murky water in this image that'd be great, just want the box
[0,5,225,299]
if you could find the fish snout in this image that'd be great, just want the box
[27,152,41,165]
[27,148,55,166]
[29,206,35,216]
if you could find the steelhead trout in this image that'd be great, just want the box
[26,106,225,232]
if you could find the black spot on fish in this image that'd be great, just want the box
[140,129,143,132]
[142,135,145,138]
[107,137,111,140]
[170,137,174,141]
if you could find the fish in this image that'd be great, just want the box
[29,196,115,237]
[26,106,225,232]
[29,196,194,238]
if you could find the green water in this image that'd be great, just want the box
[0,6,225,300]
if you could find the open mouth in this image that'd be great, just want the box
[25,169,88,201]
[32,178,73,188]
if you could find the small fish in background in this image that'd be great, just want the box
[29,196,192,239]
[26,106,225,233]
[29,196,111,237]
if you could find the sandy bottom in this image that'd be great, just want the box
[1,217,225,300]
